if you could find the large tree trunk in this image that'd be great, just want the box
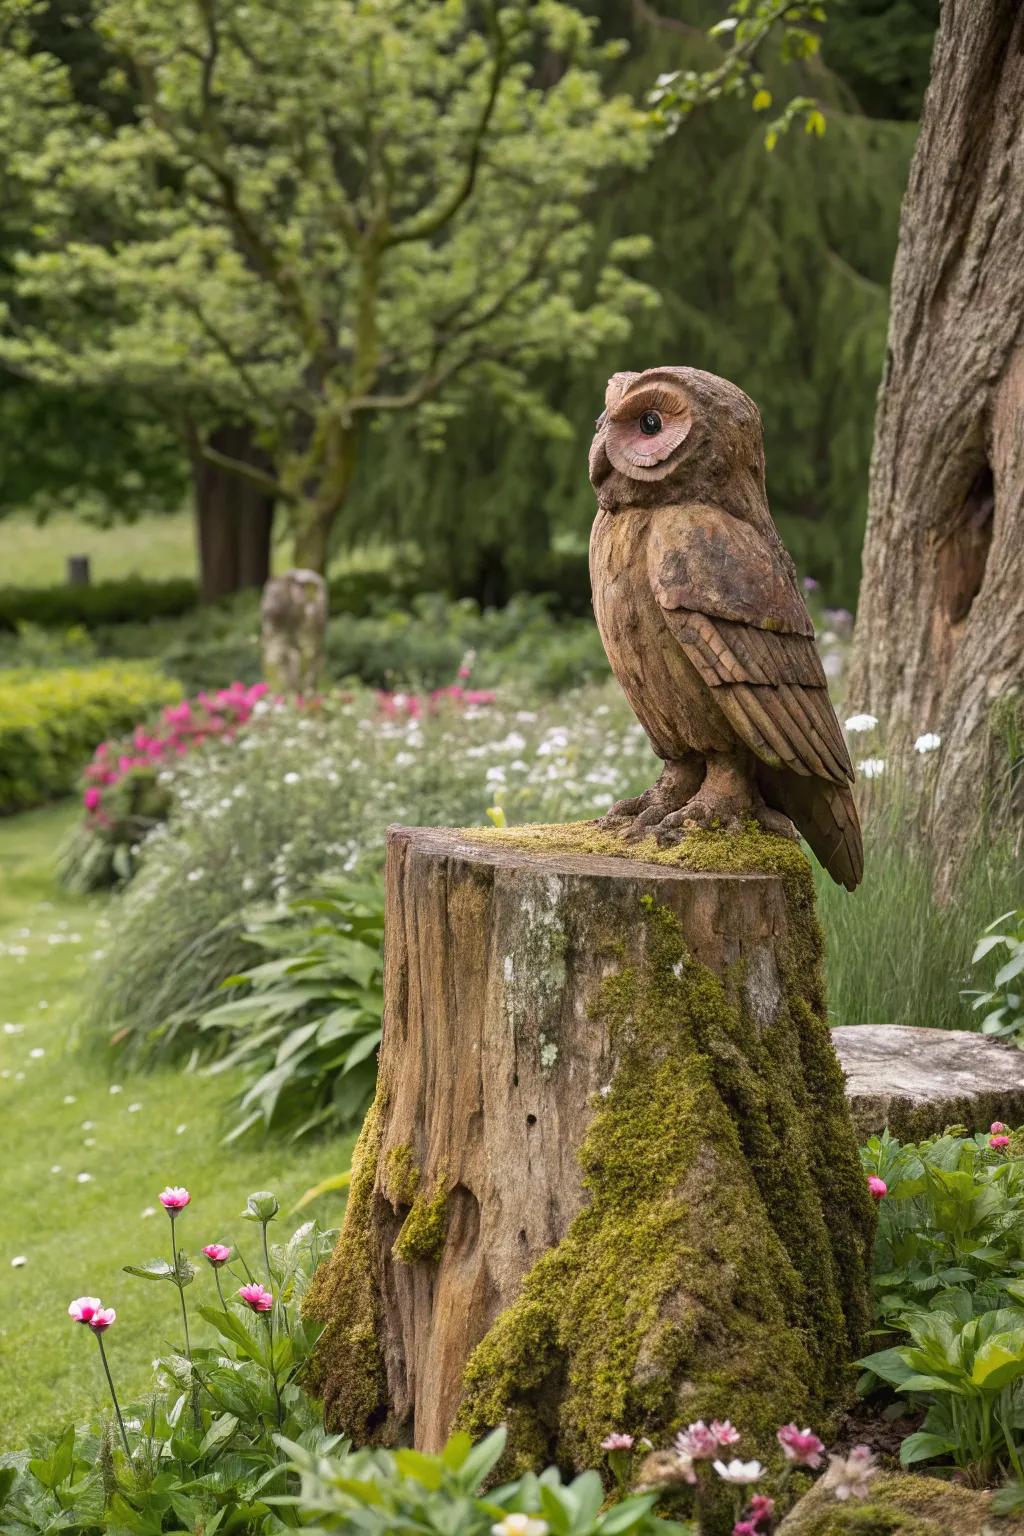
[306,825,873,1527]
[192,424,276,602]
[847,2,1024,896]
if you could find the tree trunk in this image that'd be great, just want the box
[192,424,276,602]
[847,2,1024,895]
[306,825,873,1524]
[260,569,327,695]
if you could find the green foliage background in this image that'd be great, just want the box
[345,0,935,609]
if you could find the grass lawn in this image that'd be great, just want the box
[3,509,405,589]
[3,512,198,588]
[0,802,354,1450]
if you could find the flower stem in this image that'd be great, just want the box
[168,1212,192,1360]
[214,1267,227,1312]
[95,1331,131,1459]
[262,1222,290,1337]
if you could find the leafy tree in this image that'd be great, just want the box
[0,0,658,573]
[347,0,932,606]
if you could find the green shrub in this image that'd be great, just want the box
[860,1127,1024,1482]
[0,664,181,815]
[0,576,198,631]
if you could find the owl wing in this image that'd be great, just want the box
[648,503,863,888]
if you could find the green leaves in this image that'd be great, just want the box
[962,909,1024,1044]
[124,1251,196,1288]
[195,877,386,1142]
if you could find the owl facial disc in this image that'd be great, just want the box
[604,379,692,481]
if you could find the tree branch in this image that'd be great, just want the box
[198,440,291,501]
[386,0,509,247]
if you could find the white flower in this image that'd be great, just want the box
[283,772,301,784]
[128,1102,143,1113]
[712,1458,764,1484]
[857,758,886,780]
[141,1206,157,1218]
[821,1445,877,1501]
[844,713,878,733]
[63,1094,76,1104]
[50,1165,62,1174]
[76,1172,93,1184]
[11,1255,27,1267]
[29,1047,44,1058]
[491,1517,548,1536]
[914,732,941,753]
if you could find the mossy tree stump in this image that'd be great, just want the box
[306,823,874,1490]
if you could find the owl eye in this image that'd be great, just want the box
[639,410,661,436]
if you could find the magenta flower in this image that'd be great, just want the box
[711,1419,741,1446]
[238,1282,274,1313]
[675,1420,719,1459]
[601,1432,634,1451]
[992,1122,1007,1134]
[83,787,101,812]
[748,1494,775,1526]
[159,1186,191,1210]
[867,1175,887,1200]
[203,1243,231,1266]
[68,1295,103,1324]
[88,1306,116,1331]
[733,1524,759,1536]
[991,1134,1011,1150]
[777,1423,826,1468]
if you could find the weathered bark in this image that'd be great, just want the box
[306,824,873,1517]
[847,3,1024,895]
[192,424,275,602]
[260,569,327,695]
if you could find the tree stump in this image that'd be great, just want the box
[260,569,326,695]
[306,824,874,1505]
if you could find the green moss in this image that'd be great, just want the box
[455,826,874,1530]
[777,1471,1024,1535]
[302,1094,388,1440]
[393,1181,450,1265]
[384,1143,420,1207]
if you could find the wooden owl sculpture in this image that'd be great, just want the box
[588,365,863,889]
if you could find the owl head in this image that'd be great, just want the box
[588,365,767,514]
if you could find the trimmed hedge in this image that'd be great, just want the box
[0,664,182,815]
[0,576,199,632]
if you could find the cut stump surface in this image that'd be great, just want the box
[306,823,874,1511]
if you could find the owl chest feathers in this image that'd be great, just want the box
[589,504,735,761]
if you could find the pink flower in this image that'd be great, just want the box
[202,1243,231,1267]
[867,1175,887,1200]
[675,1420,719,1459]
[89,1306,116,1331]
[777,1423,826,1468]
[803,575,819,591]
[238,1283,274,1313]
[991,1135,1011,1150]
[68,1295,103,1324]
[159,1186,191,1210]
[457,665,471,679]
[748,1494,775,1527]
[992,1122,1007,1134]
[601,1432,634,1451]
[711,1419,741,1446]
[733,1524,759,1536]
[83,787,101,812]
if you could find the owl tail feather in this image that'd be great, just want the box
[759,770,864,891]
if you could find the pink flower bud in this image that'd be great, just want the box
[601,1432,634,1451]
[867,1175,887,1200]
[238,1283,273,1313]
[991,1122,1007,1134]
[203,1243,231,1267]
[991,1134,1011,1149]
[712,1420,741,1446]
[83,787,101,812]
[748,1494,775,1525]
[159,1186,191,1210]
